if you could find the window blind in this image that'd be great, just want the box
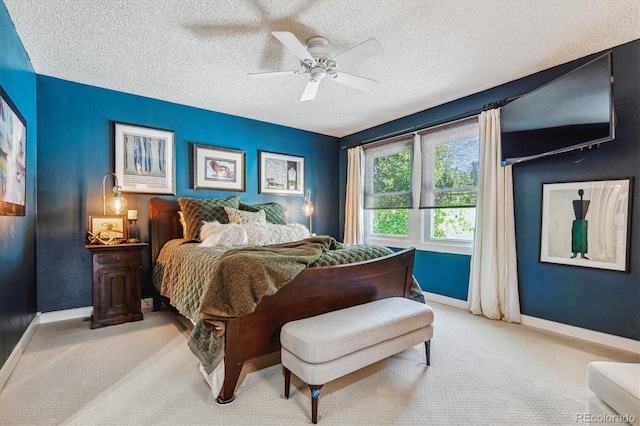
[419,116,479,209]
[363,136,414,209]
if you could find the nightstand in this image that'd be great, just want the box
[86,242,147,329]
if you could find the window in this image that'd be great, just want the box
[363,116,479,254]
[363,137,413,237]
[419,117,479,244]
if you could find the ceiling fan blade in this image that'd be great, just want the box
[331,72,378,92]
[300,79,320,101]
[272,31,314,62]
[247,70,299,78]
[332,38,383,67]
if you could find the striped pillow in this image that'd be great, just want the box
[224,207,266,224]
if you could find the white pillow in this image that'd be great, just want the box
[199,222,310,247]
[224,206,266,224]
[244,223,310,245]
[200,221,248,247]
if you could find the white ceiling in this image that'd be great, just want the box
[4,0,639,138]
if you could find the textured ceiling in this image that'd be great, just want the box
[4,0,639,138]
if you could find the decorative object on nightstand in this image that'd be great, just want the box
[102,172,128,214]
[87,214,127,245]
[127,209,139,243]
[86,242,147,328]
[301,188,315,236]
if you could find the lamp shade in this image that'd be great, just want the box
[103,172,128,215]
[106,190,128,214]
[301,189,314,216]
[301,200,314,217]
[301,189,314,235]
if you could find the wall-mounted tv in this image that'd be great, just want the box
[500,52,614,166]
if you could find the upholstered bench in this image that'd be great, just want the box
[280,297,434,424]
[587,361,639,426]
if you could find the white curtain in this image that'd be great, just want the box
[467,109,521,322]
[344,146,364,244]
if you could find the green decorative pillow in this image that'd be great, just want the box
[239,202,287,225]
[178,196,240,240]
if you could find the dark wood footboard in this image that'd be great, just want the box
[217,246,415,403]
[149,198,416,404]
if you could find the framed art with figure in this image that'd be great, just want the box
[258,150,304,195]
[539,178,632,272]
[192,143,245,191]
[114,122,175,195]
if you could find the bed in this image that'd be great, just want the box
[150,197,421,403]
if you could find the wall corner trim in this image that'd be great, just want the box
[0,314,39,393]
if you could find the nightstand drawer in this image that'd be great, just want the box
[96,252,139,266]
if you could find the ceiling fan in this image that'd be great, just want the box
[248,31,384,101]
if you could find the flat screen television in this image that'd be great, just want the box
[500,52,614,166]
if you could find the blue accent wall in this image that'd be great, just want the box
[36,76,339,312]
[0,2,37,369]
[341,40,640,340]
[413,251,470,301]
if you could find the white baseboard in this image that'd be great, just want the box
[423,291,639,354]
[39,306,92,324]
[0,314,39,393]
[520,315,640,354]
[423,292,468,309]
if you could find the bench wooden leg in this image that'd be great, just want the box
[309,384,323,424]
[283,366,291,399]
[425,340,431,366]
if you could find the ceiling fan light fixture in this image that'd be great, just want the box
[310,67,326,82]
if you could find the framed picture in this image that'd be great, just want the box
[540,178,633,272]
[192,143,245,191]
[88,214,127,244]
[0,85,27,216]
[114,122,175,194]
[258,150,304,195]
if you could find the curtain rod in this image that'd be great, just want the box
[341,96,519,150]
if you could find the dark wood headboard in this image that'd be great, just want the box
[150,198,182,263]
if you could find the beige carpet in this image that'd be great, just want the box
[1,300,638,425]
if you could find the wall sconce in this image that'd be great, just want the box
[102,172,128,215]
[301,189,315,236]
